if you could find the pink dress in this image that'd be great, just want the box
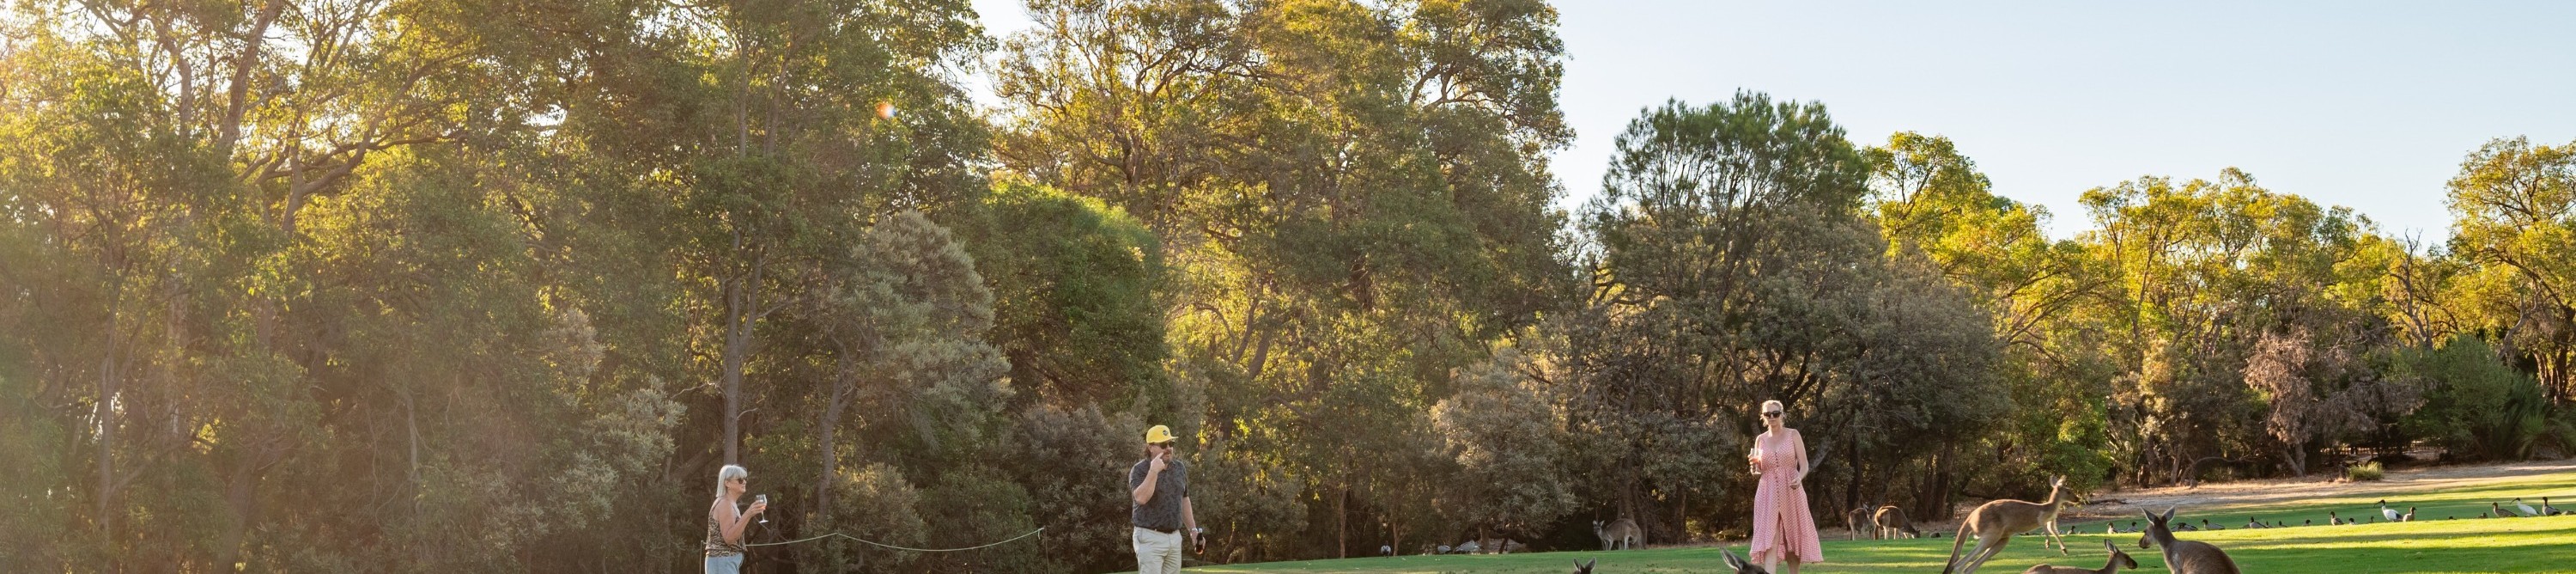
[1747,429,1823,564]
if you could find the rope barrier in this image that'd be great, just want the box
[744,527,1045,553]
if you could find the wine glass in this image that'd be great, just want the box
[1748,445,1765,475]
[755,494,769,525]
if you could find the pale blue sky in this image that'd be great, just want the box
[971,1,2576,241]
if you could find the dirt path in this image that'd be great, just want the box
[2058,459,2576,523]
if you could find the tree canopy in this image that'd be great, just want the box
[3,1,2572,571]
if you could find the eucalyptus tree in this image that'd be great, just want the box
[2443,137,2576,403]
[993,0,1577,557]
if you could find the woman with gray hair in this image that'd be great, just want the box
[705,465,768,573]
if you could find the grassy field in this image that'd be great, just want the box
[1151,463,2576,573]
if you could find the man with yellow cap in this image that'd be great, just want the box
[1130,424,1200,573]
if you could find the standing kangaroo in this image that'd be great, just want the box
[1847,506,1875,540]
[1941,476,2074,574]
[2022,540,2138,574]
[1594,518,1643,551]
[1874,505,1923,539]
[2137,507,2239,573]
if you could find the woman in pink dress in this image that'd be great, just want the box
[1747,399,1822,573]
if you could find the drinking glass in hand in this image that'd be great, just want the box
[755,494,769,525]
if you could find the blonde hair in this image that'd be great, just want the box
[1761,400,1785,413]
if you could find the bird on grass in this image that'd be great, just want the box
[2380,500,2401,522]
[2516,498,2540,517]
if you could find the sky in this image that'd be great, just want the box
[968,1,2576,241]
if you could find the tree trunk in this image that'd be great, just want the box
[1844,438,1863,517]
[720,259,762,465]
[2543,345,2571,405]
[1336,484,1348,559]
[1672,489,1686,545]
[96,317,121,535]
[817,351,857,528]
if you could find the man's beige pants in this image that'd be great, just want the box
[1132,527,1184,573]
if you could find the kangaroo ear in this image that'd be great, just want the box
[2162,507,2178,522]
[1586,558,1598,568]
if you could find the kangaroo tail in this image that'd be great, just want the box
[1941,521,1973,574]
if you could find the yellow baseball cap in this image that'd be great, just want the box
[1143,424,1177,444]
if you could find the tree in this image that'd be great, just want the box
[948,178,1168,411]
[804,209,1011,571]
[1431,345,1577,540]
[993,0,1576,559]
[1548,93,2006,537]
[2242,328,2421,476]
[2444,137,2576,404]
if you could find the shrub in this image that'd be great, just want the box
[2396,335,2549,461]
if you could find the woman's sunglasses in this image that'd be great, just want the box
[1761,412,1783,418]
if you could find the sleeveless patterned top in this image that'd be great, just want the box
[706,500,746,557]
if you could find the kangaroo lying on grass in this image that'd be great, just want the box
[2022,540,2137,574]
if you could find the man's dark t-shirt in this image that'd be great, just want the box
[1129,457,1188,532]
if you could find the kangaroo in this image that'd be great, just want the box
[1848,506,1876,540]
[2136,508,2240,574]
[2022,540,2138,574]
[1941,475,2075,574]
[1874,505,1923,539]
[1720,547,1772,573]
[2039,489,2085,553]
[1595,518,1643,550]
[1572,558,1598,574]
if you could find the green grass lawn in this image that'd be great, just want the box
[1151,465,2576,573]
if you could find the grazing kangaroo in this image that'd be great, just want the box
[1848,506,1876,540]
[1941,475,2075,574]
[1595,518,1643,550]
[2136,508,2240,574]
[2022,540,2138,574]
[1721,547,1772,573]
[1874,505,1923,539]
